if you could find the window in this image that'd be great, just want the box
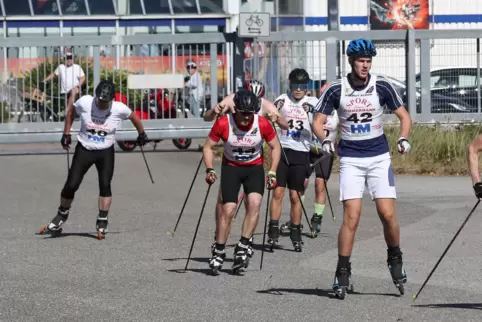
[172,0,198,14]
[143,0,172,14]
[129,0,144,14]
[198,0,224,13]
[4,0,32,15]
[88,0,116,14]
[61,0,88,15]
[458,74,476,87]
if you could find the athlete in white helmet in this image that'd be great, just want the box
[312,38,412,299]
[267,68,317,252]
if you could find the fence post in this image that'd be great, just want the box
[232,30,245,92]
[477,38,481,114]
[420,38,431,120]
[405,29,416,116]
[325,38,337,83]
[210,43,218,108]
[93,45,101,89]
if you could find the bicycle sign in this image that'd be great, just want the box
[238,12,271,38]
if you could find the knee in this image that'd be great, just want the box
[246,197,262,214]
[221,203,236,217]
[272,188,285,201]
[379,209,397,225]
[99,180,112,197]
[342,212,361,232]
[315,180,326,194]
[61,180,80,199]
[288,191,301,204]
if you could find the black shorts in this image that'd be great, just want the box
[220,162,265,204]
[306,151,334,180]
[276,148,310,192]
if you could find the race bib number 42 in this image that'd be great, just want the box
[347,112,372,134]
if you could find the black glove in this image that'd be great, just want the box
[184,76,191,82]
[136,131,148,146]
[60,133,71,149]
[473,182,482,199]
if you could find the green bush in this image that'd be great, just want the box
[22,58,142,112]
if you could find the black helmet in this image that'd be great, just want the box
[233,88,260,113]
[95,80,115,102]
[288,68,310,84]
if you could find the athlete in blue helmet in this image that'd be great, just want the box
[312,38,413,299]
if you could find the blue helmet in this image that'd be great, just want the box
[346,39,377,57]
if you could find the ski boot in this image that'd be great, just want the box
[280,220,303,234]
[267,221,280,251]
[96,213,108,240]
[332,263,354,300]
[209,247,226,276]
[290,224,304,252]
[232,242,249,274]
[310,214,322,238]
[387,249,407,296]
[247,236,254,259]
[39,207,69,237]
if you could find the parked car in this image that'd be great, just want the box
[415,66,481,112]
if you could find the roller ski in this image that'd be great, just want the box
[267,221,280,252]
[208,246,226,276]
[96,213,108,240]
[387,249,407,296]
[290,224,304,252]
[231,242,249,274]
[332,263,355,300]
[280,220,303,235]
[38,207,69,237]
[310,214,322,238]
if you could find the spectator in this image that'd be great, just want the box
[184,60,204,118]
[42,52,85,114]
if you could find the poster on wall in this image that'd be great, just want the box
[369,0,430,30]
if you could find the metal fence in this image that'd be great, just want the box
[0,29,480,144]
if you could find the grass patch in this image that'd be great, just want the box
[214,123,482,176]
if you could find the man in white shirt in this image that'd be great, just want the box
[184,60,204,118]
[42,52,85,114]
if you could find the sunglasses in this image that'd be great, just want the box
[290,83,308,90]
[239,111,254,116]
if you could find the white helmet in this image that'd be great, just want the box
[244,79,265,98]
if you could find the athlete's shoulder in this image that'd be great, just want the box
[74,94,93,111]
[305,96,320,106]
[215,114,229,127]
[321,80,342,96]
[111,101,129,110]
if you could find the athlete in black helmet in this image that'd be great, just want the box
[203,88,281,275]
[39,79,149,240]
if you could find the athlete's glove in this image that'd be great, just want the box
[397,137,411,154]
[60,133,71,149]
[473,182,482,199]
[302,102,314,113]
[205,168,217,185]
[265,171,277,190]
[136,131,148,146]
[321,139,335,154]
[273,98,285,111]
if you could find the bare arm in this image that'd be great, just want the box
[313,113,328,142]
[266,137,281,173]
[262,100,288,130]
[393,106,412,139]
[128,112,146,133]
[467,134,482,185]
[203,137,218,169]
[43,71,56,82]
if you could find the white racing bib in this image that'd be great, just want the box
[75,95,132,150]
[276,93,312,152]
[223,113,263,164]
[338,75,384,141]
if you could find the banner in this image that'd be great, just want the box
[369,0,429,30]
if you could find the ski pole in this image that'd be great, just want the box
[172,156,203,235]
[233,193,245,220]
[260,189,271,270]
[412,200,480,301]
[185,184,212,270]
[139,144,154,184]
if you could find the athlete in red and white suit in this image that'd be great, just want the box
[203,89,281,274]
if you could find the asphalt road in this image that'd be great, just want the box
[0,149,481,322]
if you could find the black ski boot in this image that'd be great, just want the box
[332,262,354,300]
[247,236,254,259]
[310,214,323,238]
[387,248,407,296]
[281,220,303,234]
[267,221,280,251]
[209,246,226,275]
[232,242,249,274]
[39,207,70,237]
[96,212,108,240]
[290,224,303,252]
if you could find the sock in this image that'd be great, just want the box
[388,245,401,257]
[300,195,305,203]
[99,210,109,218]
[269,220,279,226]
[338,255,351,268]
[240,236,250,246]
[314,203,325,217]
[215,243,225,251]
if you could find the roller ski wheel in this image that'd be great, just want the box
[334,286,347,300]
[39,226,63,237]
[97,230,106,240]
[209,248,225,276]
[292,241,303,252]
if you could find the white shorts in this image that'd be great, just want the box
[339,153,396,201]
